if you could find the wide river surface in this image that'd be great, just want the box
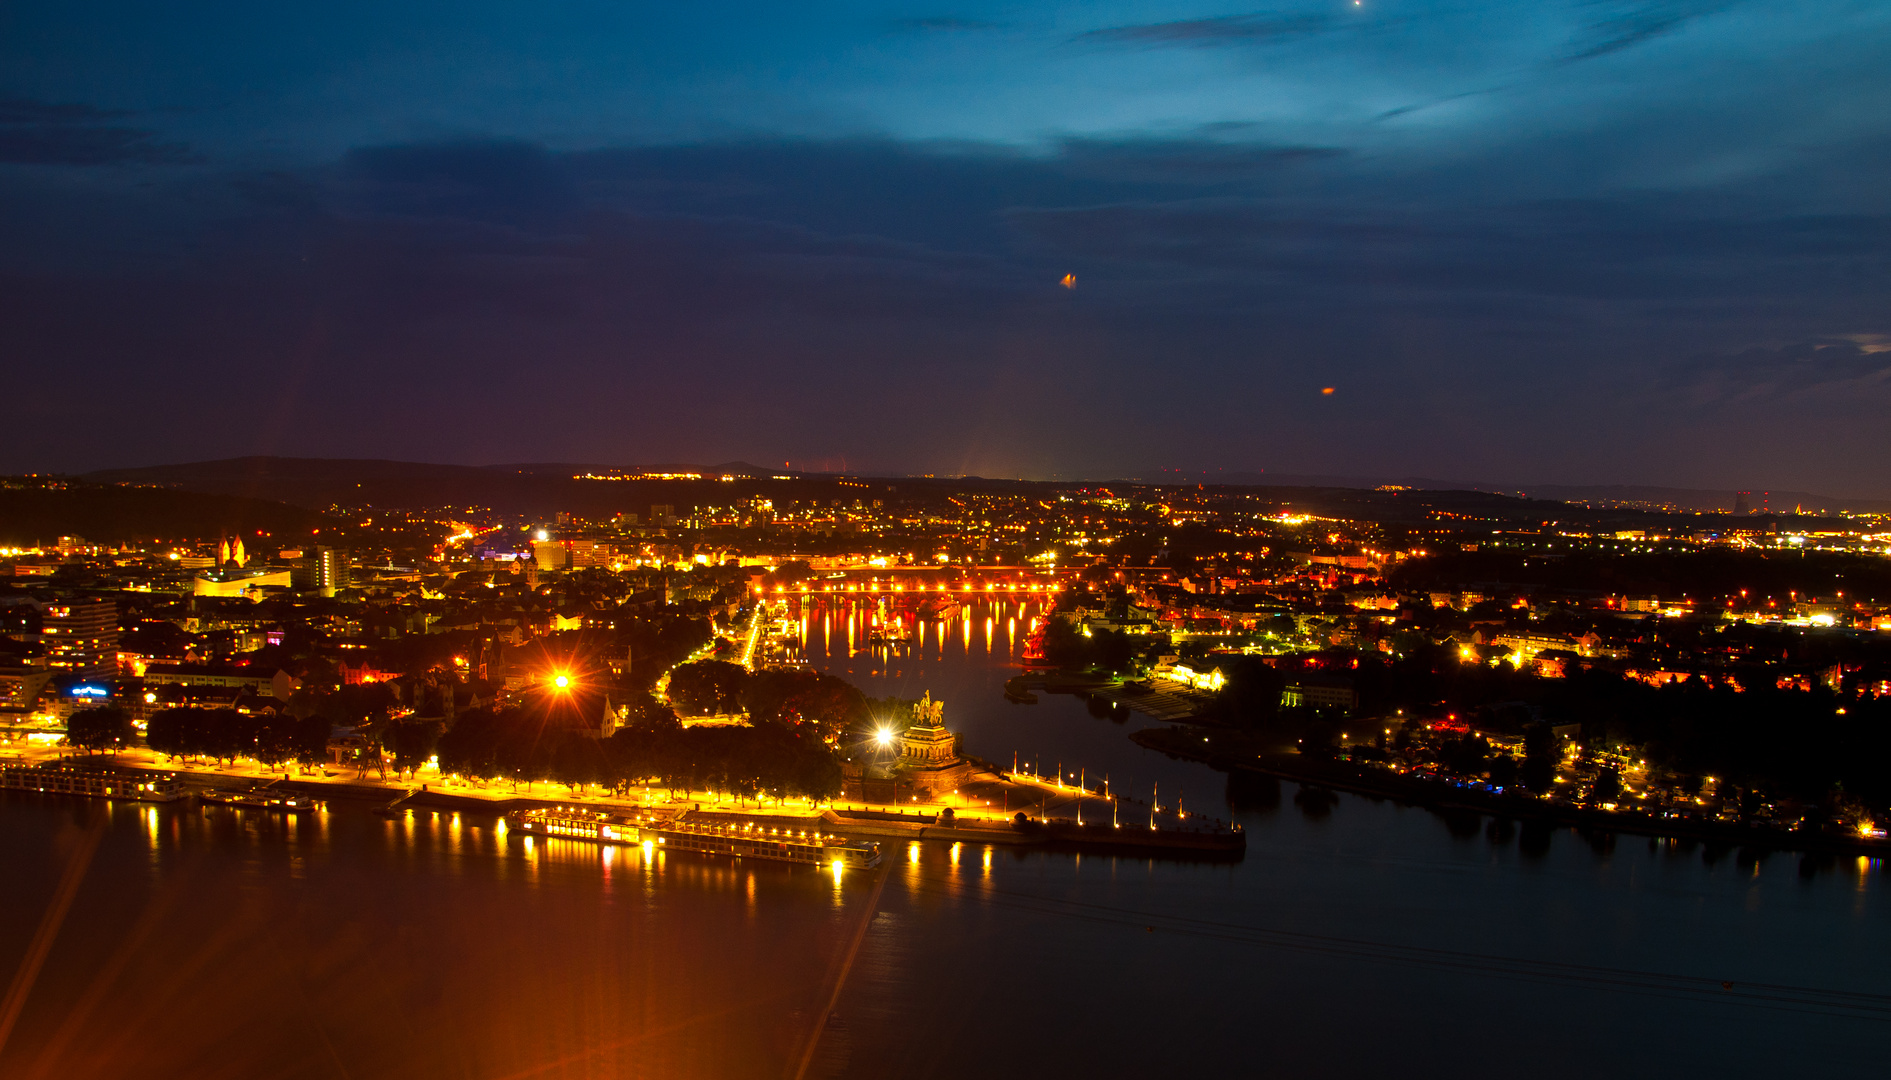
[3,597,1887,1078]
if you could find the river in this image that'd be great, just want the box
[2,596,1886,1078]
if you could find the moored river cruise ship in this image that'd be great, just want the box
[1,761,188,802]
[508,807,883,870]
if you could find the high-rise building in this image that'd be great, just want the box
[1735,491,1750,515]
[41,599,119,678]
[294,547,351,596]
[532,540,568,571]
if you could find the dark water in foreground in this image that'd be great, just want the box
[3,598,1887,1078]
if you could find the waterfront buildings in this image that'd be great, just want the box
[5,467,1891,827]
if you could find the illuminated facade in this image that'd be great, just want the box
[1282,677,1358,712]
[0,663,50,717]
[41,599,119,678]
[314,546,350,595]
[193,567,293,598]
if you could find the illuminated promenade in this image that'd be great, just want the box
[2,742,1241,857]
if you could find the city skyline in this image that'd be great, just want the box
[2,2,1889,492]
[10,6,1891,1076]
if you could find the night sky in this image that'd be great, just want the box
[3,2,1888,493]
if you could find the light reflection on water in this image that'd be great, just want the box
[2,604,1889,1076]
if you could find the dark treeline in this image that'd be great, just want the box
[435,705,842,803]
[1390,547,1891,603]
[146,707,332,770]
[664,661,872,736]
[1039,617,1141,674]
[65,706,136,754]
[1211,644,1891,810]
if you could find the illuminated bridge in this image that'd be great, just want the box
[751,566,1067,599]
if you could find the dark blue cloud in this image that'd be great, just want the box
[1072,12,1333,48]
[1667,340,1891,397]
[1564,1,1730,62]
[2,128,1888,490]
[0,97,190,165]
[888,17,1007,33]
[0,2,1886,492]
[336,140,579,227]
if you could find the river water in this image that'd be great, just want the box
[2,597,1886,1078]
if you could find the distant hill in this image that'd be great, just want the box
[1139,471,1891,515]
[85,457,610,514]
[495,461,788,479]
[74,455,1877,526]
[81,457,836,517]
[0,482,325,545]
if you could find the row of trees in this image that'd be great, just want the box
[433,706,842,803]
[145,707,332,771]
[66,707,136,754]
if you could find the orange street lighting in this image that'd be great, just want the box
[553,673,572,690]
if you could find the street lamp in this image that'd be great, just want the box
[553,673,571,690]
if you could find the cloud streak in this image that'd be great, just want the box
[888,17,1006,33]
[0,97,189,166]
[1072,11,1332,48]
[1666,341,1891,400]
[1561,1,1732,62]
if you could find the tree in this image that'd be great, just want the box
[1591,766,1623,805]
[66,706,133,755]
[1520,722,1558,790]
[200,709,249,765]
[146,708,189,760]
[552,733,606,792]
[293,715,332,771]
[746,670,869,739]
[389,720,443,778]
[619,690,679,731]
[1091,628,1139,673]
[317,683,399,730]
[667,659,747,716]
[1445,733,1489,776]
[1207,657,1287,729]
[437,707,503,780]
[253,714,299,772]
[1487,753,1519,789]
[1040,616,1090,670]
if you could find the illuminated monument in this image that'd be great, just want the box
[841,691,974,804]
[897,692,972,800]
[899,692,956,767]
